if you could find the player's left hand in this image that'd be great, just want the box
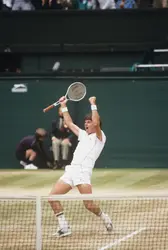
[89,96,96,105]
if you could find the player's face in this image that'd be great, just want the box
[84,119,95,134]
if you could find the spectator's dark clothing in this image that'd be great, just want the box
[1,4,11,10]
[16,135,51,164]
[51,118,73,141]
[12,0,35,10]
[31,0,41,9]
[137,0,153,8]
[42,1,63,9]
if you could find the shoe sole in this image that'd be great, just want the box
[106,223,113,232]
[107,227,113,232]
[53,231,72,238]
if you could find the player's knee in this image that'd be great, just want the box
[48,188,62,205]
[48,191,55,205]
[83,200,93,211]
[48,198,55,205]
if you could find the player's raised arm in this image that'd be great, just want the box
[59,96,80,137]
[89,96,102,141]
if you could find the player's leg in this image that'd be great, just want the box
[77,183,113,232]
[77,184,101,215]
[49,180,72,214]
[48,174,72,237]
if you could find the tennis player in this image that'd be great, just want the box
[49,96,113,237]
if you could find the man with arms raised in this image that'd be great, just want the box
[49,96,112,237]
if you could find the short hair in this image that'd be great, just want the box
[84,113,102,129]
[35,128,47,140]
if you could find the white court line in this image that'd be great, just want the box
[99,227,146,250]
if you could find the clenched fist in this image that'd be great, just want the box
[89,96,96,105]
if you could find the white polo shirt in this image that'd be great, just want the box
[71,129,106,171]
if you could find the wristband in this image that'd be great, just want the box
[61,107,68,113]
[91,105,97,111]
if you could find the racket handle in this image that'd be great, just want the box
[43,104,55,113]
[43,100,60,113]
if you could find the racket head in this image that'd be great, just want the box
[66,82,86,102]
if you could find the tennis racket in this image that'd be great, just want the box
[43,82,86,113]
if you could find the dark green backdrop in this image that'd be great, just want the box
[1,78,168,169]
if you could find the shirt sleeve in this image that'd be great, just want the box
[78,129,86,141]
[101,131,106,144]
[96,130,106,144]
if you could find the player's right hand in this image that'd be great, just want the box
[59,96,67,105]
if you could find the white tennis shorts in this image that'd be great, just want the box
[59,165,92,187]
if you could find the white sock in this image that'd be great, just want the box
[56,212,69,230]
[99,211,107,221]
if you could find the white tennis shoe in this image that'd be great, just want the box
[24,164,38,170]
[20,161,38,170]
[53,227,71,238]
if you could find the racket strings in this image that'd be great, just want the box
[43,82,86,112]
[67,82,86,101]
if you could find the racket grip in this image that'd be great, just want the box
[43,104,54,113]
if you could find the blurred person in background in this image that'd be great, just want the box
[31,0,41,9]
[96,0,116,9]
[1,0,12,10]
[77,0,98,9]
[116,0,137,8]
[77,0,115,9]
[137,0,167,7]
[12,0,35,10]
[16,128,53,170]
[51,107,74,169]
[164,0,168,7]
[42,0,76,9]
[136,0,153,7]
[163,0,168,7]
[153,0,167,7]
